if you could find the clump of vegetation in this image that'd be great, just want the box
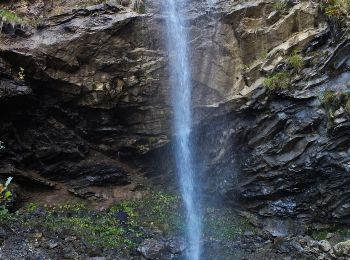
[321,90,350,128]
[263,71,291,89]
[322,90,350,113]
[322,0,350,19]
[287,53,305,72]
[346,98,350,113]
[263,51,306,91]
[0,9,27,26]
[321,0,350,37]
[0,177,13,218]
[273,0,288,13]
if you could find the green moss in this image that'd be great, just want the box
[203,207,257,241]
[0,191,258,252]
[45,214,131,248]
[287,53,305,72]
[312,229,329,240]
[9,192,181,249]
[0,9,27,26]
[132,191,184,234]
[21,202,140,249]
[312,225,350,241]
[263,71,291,89]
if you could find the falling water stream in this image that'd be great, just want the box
[164,0,202,259]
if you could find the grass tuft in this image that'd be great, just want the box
[263,71,291,89]
[273,0,288,13]
[287,53,305,72]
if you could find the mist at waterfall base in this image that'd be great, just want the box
[164,0,202,259]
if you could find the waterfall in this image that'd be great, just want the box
[164,0,202,259]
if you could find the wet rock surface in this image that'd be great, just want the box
[191,31,350,230]
[0,0,328,207]
[195,80,350,227]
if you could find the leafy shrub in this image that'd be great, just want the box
[263,72,291,89]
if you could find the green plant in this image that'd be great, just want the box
[323,0,350,18]
[346,98,350,113]
[321,90,350,128]
[133,191,183,233]
[273,0,287,13]
[26,203,38,213]
[0,177,13,214]
[287,53,305,72]
[322,90,349,111]
[0,9,27,26]
[263,71,291,89]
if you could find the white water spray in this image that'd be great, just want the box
[164,0,202,259]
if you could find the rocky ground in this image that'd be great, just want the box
[1,194,350,260]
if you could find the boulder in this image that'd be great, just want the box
[138,239,165,259]
[333,240,350,256]
[318,240,331,252]
[166,236,186,254]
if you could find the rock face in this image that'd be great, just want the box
[0,0,349,231]
[194,36,350,231]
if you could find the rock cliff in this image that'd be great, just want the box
[0,0,349,235]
